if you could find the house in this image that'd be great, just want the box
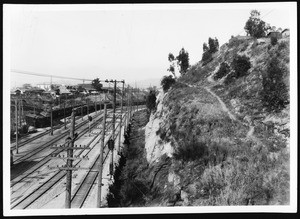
[282,28,290,37]
[24,88,45,95]
[77,84,97,94]
[100,86,115,94]
[58,85,71,95]
[267,31,282,39]
[36,83,52,91]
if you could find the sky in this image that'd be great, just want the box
[4,3,294,89]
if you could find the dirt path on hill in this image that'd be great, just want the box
[203,87,237,121]
[186,82,262,145]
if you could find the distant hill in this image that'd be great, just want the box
[128,78,161,89]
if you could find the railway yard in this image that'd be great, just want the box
[10,105,143,209]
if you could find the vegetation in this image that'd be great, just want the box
[176,48,190,75]
[167,53,176,77]
[161,75,176,92]
[270,35,278,46]
[167,48,190,76]
[146,90,157,112]
[244,10,270,38]
[261,56,289,112]
[91,77,103,91]
[231,55,251,78]
[202,37,219,65]
[214,62,231,80]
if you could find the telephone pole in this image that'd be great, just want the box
[15,98,18,154]
[50,102,53,136]
[50,109,90,208]
[97,104,107,208]
[104,79,125,176]
[118,81,125,153]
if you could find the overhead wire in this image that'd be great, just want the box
[11,69,93,82]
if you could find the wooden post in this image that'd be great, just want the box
[50,102,53,135]
[118,82,124,152]
[19,98,22,127]
[64,102,66,130]
[110,80,117,176]
[65,109,76,208]
[87,99,89,115]
[15,99,18,154]
[21,99,24,124]
[97,104,107,208]
[95,95,97,114]
[81,97,83,121]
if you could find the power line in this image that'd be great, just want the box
[11,69,93,82]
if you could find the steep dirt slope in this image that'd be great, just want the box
[142,35,290,206]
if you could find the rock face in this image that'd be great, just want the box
[145,91,174,164]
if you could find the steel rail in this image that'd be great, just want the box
[11,118,115,209]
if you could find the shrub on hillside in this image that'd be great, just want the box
[214,62,231,80]
[174,140,208,162]
[231,55,251,78]
[202,51,213,66]
[161,75,176,92]
[260,56,289,112]
[270,36,278,46]
[146,90,157,112]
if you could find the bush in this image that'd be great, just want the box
[174,140,208,162]
[202,51,213,66]
[261,56,289,112]
[214,62,231,80]
[161,75,176,92]
[270,36,278,46]
[231,55,251,78]
[146,90,157,112]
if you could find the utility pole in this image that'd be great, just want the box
[94,95,97,114]
[50,102,53,136]
[65,109,75,208]
[64,102,66,130]
[15,98,18,154]
[81,97,83,121]
[19,98,22,127]
[87,98,89,115]
[50,109,90,209]
[110,80,117,176]
[118,82,125,153]
[97,104,107,208]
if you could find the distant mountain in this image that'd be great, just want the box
[128,78,161,89]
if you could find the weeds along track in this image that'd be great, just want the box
[10,109,106,151]
[10,112,124,209]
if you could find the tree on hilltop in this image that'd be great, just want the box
[176,48,190,75]
[244,10,271,38]
[167,48,190,76]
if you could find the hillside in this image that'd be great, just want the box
[107,35,290,206]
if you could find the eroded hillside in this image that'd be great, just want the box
[107,35,290,206]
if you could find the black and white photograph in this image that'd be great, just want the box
[3,2,297,216]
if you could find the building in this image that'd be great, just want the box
[77,84,97,94]
[282,28,290,37]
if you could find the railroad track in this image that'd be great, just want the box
[10,107,106,151]
[11,108,117,165]
[70,119,123,208]
[10,108,118,181]
[10,112,123,209]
